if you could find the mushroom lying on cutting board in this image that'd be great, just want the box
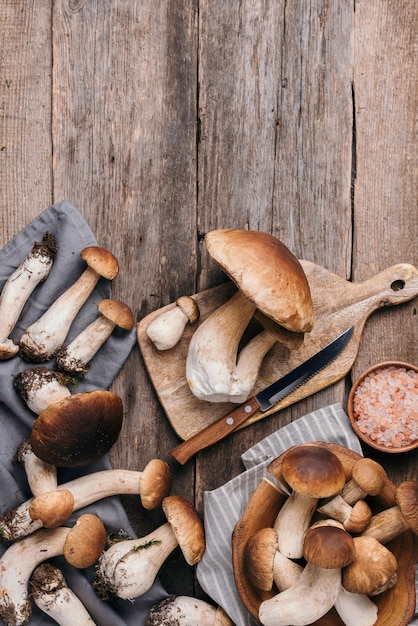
[186,229,314,403]
[146,295,200,350]
[19,246,119,362]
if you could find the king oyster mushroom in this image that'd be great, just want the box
[55,298,134,374]
[19,245,119,362]
[0,233,57,360]
[186,229,313,403]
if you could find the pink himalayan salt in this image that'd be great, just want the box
[353,366,418,448]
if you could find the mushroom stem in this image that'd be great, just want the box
[146,295,199,350]
[340,458,387,505]
[229,330,277,402]
[30,563,97,625]
[19,246,118,362]
[317,496,372,533]
[13,367,72,415]
[0,233,57,360]
[55,298,134,374]
[274,491,318,559]
[146,595,234,626]
[14,440,57,496]
[0,463,171,541]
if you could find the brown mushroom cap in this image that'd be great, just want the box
[97,299,135,330]
[80,246,119,280]
[176,295,200,324]
[351,458,387,496]
[395,480,418,535]
[139,459,172,510]
[63,513,107,568]
[342,535,398,595]
[303,524,356,569]
[162,495,205,566]
[29,390,123,467]
[244,527,278,591]
[281,444,346,499]
[29,489,74,528]
[205,229,314,333]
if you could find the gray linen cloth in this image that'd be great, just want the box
[0,200,168,625]
[197,403,418,626]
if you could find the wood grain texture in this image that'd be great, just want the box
[0,0,417,604]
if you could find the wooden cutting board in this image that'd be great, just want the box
[137,261,418,442]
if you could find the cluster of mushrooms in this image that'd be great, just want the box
[0,234,221,625]
[242,443,418,626]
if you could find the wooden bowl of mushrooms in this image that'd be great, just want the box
[232,442,417,626]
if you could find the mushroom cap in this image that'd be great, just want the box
[281,444,346,499]
[97,298,135,330]
[244,527,278,591]
[343,499,372,533]
[351,458,387,496]
[29,489,74,528]
[80,246,119,280]
[139,459,172,510]
[395,481,418,535]
[342,535,398,595]
[303,524,356,568]
[63,513,107,568]
[205,229,314,333]
[176,295,200,324]
[29,390,123,467]
[162,495,205,566]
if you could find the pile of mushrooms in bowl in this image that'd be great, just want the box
[232,442,418,626]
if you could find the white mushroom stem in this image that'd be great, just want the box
[14,440,57,496]
[186,290,259,403]
[13,367,72,415]
[317,496,372,532]
[272,548,378,626]
[229,330,277,401]
[0,465,169,541]
[361,505,410,544]
[146,295,199,350]
[0,527,70,626]
[30,563,97,626]
[96,523,177,600]
[274,492,318,558]
[146,595,234,626]
[0,233,56,360]
[259,562,341,626]
[55,299,134,374]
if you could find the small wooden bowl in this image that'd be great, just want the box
[347,361,418,453]
[232,442,417,626]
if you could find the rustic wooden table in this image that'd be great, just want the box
[1,0,417,605]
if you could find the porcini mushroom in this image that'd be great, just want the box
[29,389,123,467]
[19,246,119,362]
[186,229,313,403]
[317,496,372,532]
[0,233,57,360]
[341,458,387,505]
[13,366,73,415]
[95,495,205,600]
[29,489,74,528]
[0,461,171,541]
[30,563,97,626]
[362,480,418,544]
[14,439,57,496]
[259,523,355,626]
[146,295,200,350]
[55,298,134,374]
[146,595,234,626]
[342,535,398,595]
[273,444,346,558]
[0,514,106,626]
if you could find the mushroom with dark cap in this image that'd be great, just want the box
[55,298,134,374]
[342,535,398,595]
[273,444,346,558]
[19,246,119,362]
[0,233,57,360]
[146,595,233,626]
[341,457,388,505]
[362,480,418,544]
[95,495,205,600]
[186,229,313,403]
[29,389,123,467]
[146,295,200,350]
[259,522,355,626]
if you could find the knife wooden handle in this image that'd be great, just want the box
[169,396,261,465]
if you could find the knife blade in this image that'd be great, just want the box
[169,325,354,465]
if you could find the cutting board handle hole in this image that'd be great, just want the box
[391,279,405,291]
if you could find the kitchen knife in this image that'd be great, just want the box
[169,325,354,465]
